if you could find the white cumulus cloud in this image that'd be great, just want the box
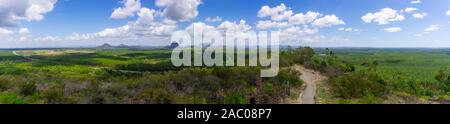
[288,11,321,25]
[135,8,156,25]
[182,20,254,46]
[412,12,427,19]
[110,0,142,19]
[312,15,345,28]
[384,27,402,32]
[404,7,418,13]
[0,28,13,38]
[184,22,217,34]
[257,3,293,21]
[362,8,405,25]
[19,28,31,41]
[35,36,61,42]
[155,0,202,21]
[68,7,177,42]
[410,0,421,4]
[447,10,450,16]
[205,16,222,22]
[0,0,57,27]
[217,20,252,32]
[255,3,345,44]
[424,25,440,32]
[19,28,29,35]
[415,25,441,36]
[338,27,359,32]
[256,20,289,29]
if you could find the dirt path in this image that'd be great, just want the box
[293,65,327,104]
[12,51,36,61]
[12,51,20,56]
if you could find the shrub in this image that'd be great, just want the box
[435,69,450,92]
[224,92,247,104]
[0,92,25,104]
[330,71,388,99]
[40,87,65,104]
[19,82,37,96]
[275,69,303,89]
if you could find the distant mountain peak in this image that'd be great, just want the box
[117,44,129,48]
[97,43,114,49]
[168,42,179,49]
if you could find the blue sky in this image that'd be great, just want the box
[0,0,449,48]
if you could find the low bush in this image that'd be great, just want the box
[329,71,389,99]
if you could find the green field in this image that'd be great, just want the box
[332,48,450,83]
[0,49,171,76]
[310,48,450,103]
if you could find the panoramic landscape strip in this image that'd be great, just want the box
[0,0,449,105]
